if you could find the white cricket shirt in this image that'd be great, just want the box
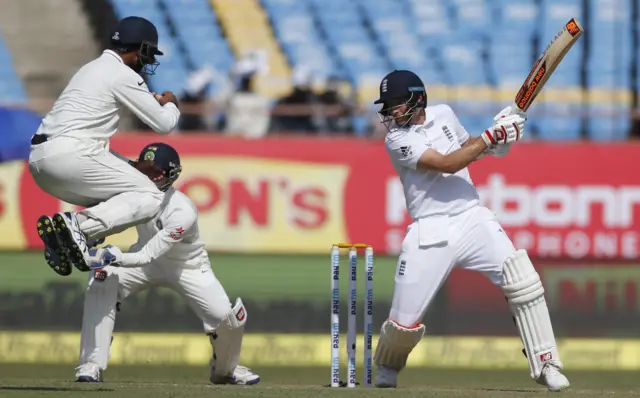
[35,50,180,144]
[385,104,480,219]
[122,187,209,268]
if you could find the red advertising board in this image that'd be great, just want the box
[1,134,640,260]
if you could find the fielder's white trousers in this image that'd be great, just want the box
[79,261,233,368]
[390,205,516,326]
[111,261,232,330]
[28,136,164,239]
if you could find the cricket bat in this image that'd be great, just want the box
[514,18,584,112]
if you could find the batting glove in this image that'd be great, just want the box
[481,114,526,147]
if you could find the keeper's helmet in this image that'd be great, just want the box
[136,143,182,191]
[374,70,427,129]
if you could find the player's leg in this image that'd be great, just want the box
[454,206,569,392]
[167,265,259,385]
[76,266,152,382]
[31,150,163,272]
[374,220,455,388]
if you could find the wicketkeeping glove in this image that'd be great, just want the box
[87,245,123,270]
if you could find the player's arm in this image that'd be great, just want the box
[119,208,196,267]
[386,130,488,174]
[415,137,488,174]
[388,113,525,174]
[91,208,197,268]
[460,140,487,161]
[112,72,180,134]
[445,104,486,161]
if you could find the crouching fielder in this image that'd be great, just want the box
[372,70,569,392]
[75,142,259,385]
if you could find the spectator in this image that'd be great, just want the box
[317,76,355,134]
[178,66,215,132]
[270,65,319,133]
[223,50,272,138]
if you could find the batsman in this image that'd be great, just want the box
[371,70,569,391]
[73,143,259,385]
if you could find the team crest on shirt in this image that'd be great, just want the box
[169,226,184,240]
[400,146,413,158]
[442,125,454,142]
[398,260,406,276]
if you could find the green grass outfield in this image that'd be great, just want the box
[0,251,399,301]
[0,364,638,397]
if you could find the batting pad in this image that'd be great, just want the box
[78,270,118,370]
[501,249,561,380]
[373,319,425,371]
[209,298,247,378]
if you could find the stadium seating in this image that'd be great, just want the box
[584,0,633,141]
[533,0,584,140]
[0,35,27,104]
[90,0,639,139]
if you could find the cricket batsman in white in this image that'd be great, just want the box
[74,142,260,385]
[371,70,570,392]
[31,16,180,277]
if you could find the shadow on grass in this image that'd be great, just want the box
[477,388,539,393]
[0,386,114,392]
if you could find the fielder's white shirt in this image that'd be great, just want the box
[35,50,180,144]
[385,104,480,219]
[122,187,209,268]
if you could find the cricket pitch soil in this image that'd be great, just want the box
[0,364,638,397]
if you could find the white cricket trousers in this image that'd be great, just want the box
[108,261,232,331]
[390,205,516,326]
[28,136,164,239]
[79,261,232,369]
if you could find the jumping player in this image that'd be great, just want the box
[31,16,180,277]
[371,70,569,392]
[74,143,259,385]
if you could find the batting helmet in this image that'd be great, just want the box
[110,16,163,75]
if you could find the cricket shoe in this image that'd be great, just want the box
[536,363,570,392]
[210,362,260,385]
[374,365,398,388]
[53,212,90,272]
[36,215,72,276]
[75,362,103,382]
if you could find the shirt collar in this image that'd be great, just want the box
[103,49,124,64]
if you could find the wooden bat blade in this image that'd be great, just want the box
[514,18,584,112]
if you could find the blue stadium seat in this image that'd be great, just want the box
[440,41,489,85]
[491,0,538,36]
[536,115,582,141]
[111,0,163,22]
[0,36,27,103]
[586,0,633,84]
[586,112,630,141]
[149,66,190,95]
[450,0,491,39]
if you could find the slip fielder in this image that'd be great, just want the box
[31,16,180,277]
[74,142,259,385]
[371,70,569,392]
